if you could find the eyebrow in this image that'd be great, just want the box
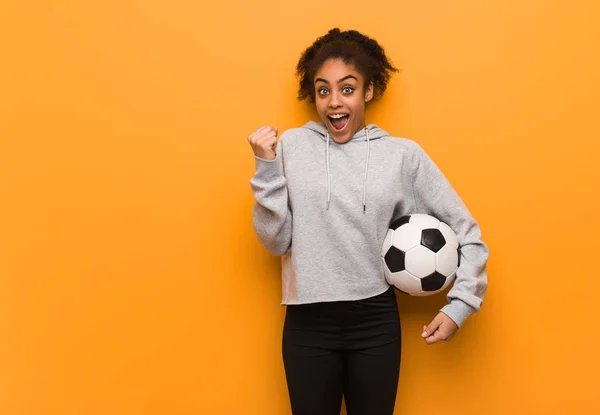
[314,74,358,84]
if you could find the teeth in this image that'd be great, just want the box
[329,114,348,119]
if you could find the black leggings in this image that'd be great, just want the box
[282,286,401,415]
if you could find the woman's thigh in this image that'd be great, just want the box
[343,336,401,415]
[282,303,344,415]
[342,288,402,415]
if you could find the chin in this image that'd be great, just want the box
[330,132,352,143]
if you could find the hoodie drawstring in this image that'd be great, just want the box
[325,127,371,212]
[326,132,331,210]
[363,127,370,212]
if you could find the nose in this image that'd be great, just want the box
[328,91,342,108]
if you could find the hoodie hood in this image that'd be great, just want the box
[300,121,390,212]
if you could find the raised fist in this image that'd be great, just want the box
[248,126,278,161]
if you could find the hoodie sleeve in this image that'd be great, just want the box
[249,138,292,256]
[409,142,489,328]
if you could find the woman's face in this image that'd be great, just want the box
[314,58,373,144]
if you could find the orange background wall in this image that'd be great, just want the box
[1,1,599,414]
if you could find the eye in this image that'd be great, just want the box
[318,88,329,96]
[342,86,354,94]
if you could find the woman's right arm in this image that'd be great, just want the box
[248,126,292,256]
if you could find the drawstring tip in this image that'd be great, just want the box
[363,204,366,212]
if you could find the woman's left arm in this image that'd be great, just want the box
[409,142,490,341]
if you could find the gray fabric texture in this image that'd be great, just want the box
[250,121,489,327]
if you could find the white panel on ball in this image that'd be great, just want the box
[436,244,459,276]
[381,229,394,257]
[409,214,440,229]
[391,223,422,251]
[405,245,437,277]
[387,270,422,294]
[438,222,459,248]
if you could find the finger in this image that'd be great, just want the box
[249,126,265,139]
[258,133,277,148]
[253,127,277,141]
[257,127,277,140]
[249,126,271,141]
[250,132,270,147]
[422,318,442,338]
[261,128,277,143]
[256,133,277,149]
[257,126,275,136]
[424,329,445,345]
[257,125,272,134]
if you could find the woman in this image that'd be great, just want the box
[248,28,489,415]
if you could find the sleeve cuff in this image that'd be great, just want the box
[255,153,278,163]
[440,299,476,328]
[253,153,283,178]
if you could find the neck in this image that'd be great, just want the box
[354,121,366,136]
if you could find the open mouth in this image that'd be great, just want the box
[328,114,350,131]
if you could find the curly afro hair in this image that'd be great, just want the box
[296,28,399,103]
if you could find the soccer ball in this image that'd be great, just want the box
[381,214,460,296]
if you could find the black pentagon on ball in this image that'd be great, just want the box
[384,246,406,273]
[421,271,447,292]
[421,228,446,253]
[389,215,411,230]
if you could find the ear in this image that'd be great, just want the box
[365,82,374,102]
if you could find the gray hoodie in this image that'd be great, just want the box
[250,121,489,327]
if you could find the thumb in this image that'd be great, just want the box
[421,319,442,338]
[421,325,429,338]
[271,128,279,153]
